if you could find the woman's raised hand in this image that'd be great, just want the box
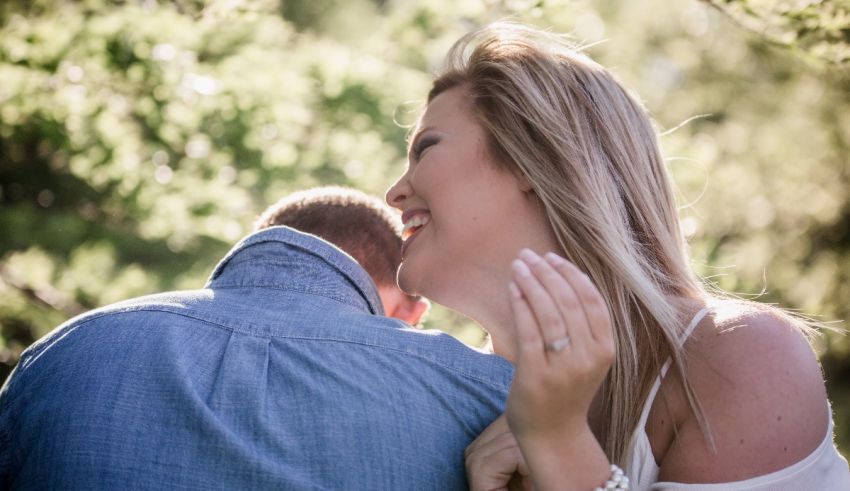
[504,249,615,489]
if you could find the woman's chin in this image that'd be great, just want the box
[397,262,444,305]
[396,262,424,297]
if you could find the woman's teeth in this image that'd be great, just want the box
[402,214,430,240]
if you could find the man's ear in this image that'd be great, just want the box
[378,286,429,326]
[395,296,430,327]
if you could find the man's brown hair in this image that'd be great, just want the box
[254,186,402,287]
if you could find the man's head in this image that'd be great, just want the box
[255,186,429,326]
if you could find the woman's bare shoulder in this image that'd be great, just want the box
[657,301,829,483]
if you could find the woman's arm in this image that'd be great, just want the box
[474,249,831,489]
[504,249,616,491]
[655,306,829,483]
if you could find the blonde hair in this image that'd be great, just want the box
[429,23,707,463]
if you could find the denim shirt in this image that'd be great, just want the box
[0,227,513,490]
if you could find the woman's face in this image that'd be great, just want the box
[385,86,552,311]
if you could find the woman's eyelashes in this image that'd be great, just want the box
[412,135,439,161]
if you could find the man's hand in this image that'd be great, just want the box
[465,415,533,491]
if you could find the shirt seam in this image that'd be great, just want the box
[207,228,384,315]
[17,307,511,393]
[207,285,371,312]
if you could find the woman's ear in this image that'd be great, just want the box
[514,170,534,193]
[506,161,534,193]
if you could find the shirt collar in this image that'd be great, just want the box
[206,226,385,316]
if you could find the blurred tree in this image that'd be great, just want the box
[701,0,850,64]
[1,0,848,459]
[0,0,430,377]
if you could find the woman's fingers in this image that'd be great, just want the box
[520,249,593,352]
[503,249,615,465]
[544,252,613,348]
[511,253,568,356]
[508,279,546,367]
[511,248,614,363]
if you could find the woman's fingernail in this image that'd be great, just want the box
[512,259,531,276]
[519,248,539,263]
[545,252,564,264]
[508,281,521,299]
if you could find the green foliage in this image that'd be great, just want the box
[702,0,850,64]
[0,0,430,369]
[1,0,849,460]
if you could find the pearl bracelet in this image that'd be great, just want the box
[593,464,629,490]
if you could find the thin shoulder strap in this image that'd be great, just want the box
[678,306,710,347]
[636,306,713,428]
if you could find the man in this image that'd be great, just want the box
[0,187,512,489]
[254,186,429,326]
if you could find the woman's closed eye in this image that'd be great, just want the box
[412,135,439,161]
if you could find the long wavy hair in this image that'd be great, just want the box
[427,22,708,463]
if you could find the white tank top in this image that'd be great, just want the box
[624,307,850,490]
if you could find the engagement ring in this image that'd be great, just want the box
[544,336,570,352]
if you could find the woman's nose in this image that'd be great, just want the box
[385,173,410,210]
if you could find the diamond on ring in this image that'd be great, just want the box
[544,336,570,352]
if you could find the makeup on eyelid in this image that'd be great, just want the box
[410,134,439,161]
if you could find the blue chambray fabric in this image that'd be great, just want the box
[0,226,513,490]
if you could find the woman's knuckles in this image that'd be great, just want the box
[554,292,581,312]
[540,312,562,327]
[597,342,616,364]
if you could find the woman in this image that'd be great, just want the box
[385,22,850,490]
